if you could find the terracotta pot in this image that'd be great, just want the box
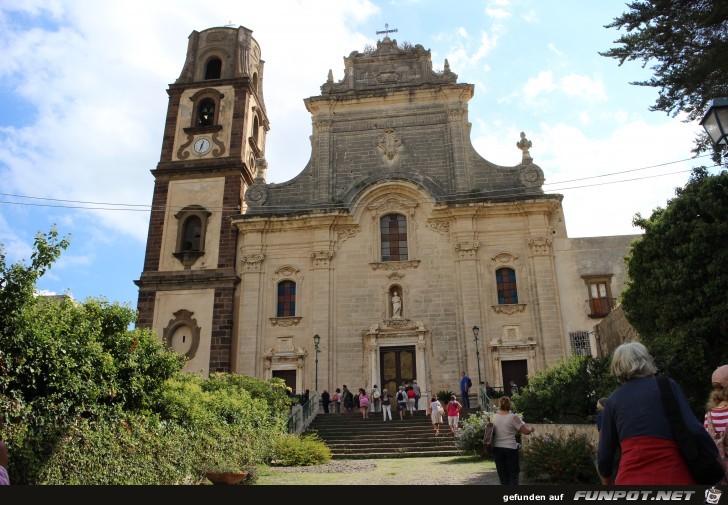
[205,471,248,485]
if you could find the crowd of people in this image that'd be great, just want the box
[3,346,726,487]
[319,380,425,421]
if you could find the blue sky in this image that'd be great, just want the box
[0,0,717,309]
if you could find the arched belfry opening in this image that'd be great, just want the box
[204,58,222,80]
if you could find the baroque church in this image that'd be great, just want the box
[134,25,637,403]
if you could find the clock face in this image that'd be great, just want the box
[193,137,211,155]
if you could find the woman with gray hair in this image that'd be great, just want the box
[597,342,715,485]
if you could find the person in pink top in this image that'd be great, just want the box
[358,388,370,419]
[0,439,9,485]
[705,364,728,485]
[446,395,462,435]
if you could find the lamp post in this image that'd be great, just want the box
[700,97,728,146]
[472,325,482,386]
[313,334,321,392]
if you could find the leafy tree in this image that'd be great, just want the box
[600,0,728,165]
[620,168,728,415]
[515,355,618,424]
[0,227,184,438]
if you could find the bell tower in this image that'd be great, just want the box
[135,26,268,375]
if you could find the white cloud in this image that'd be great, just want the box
[547,43,564,58]
[485,6,511,19]
[559,74,607,101]
[522,70,556,103]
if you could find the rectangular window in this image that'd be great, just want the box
[380,214,408,261]
[587,279,613,317]
[496,268,518,304]
[570,331,591,356]
[277,281,296,317]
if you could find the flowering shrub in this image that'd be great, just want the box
[521,432,598,484]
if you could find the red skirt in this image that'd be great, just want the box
[615,436,695,485]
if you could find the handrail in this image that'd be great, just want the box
[286,392,319,434]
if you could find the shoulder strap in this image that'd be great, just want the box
[657,376,699,460]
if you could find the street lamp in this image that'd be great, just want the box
[472,325,482,386]
[313,334,321,392]
[700,97,728,146]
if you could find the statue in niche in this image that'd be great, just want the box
[392,291,402,319]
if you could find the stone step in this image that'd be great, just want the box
[304,409,478,459]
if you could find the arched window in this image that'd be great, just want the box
[181,216,202,252]
[252,116,259,144]
[380,214,408,261]
[205,58,222,80]
[173,205,210,268]
[496,268,518,304]
[197,98,215,127]
[277,280,296,317]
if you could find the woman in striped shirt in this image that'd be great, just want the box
[705,364,728,486]
[705,365,728,433]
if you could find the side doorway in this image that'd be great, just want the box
[380,346,416,412]
[272,369,297,394]
[501,359,528,396]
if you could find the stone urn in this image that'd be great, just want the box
[205,471,248,485]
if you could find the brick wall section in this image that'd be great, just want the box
[209,286,236,372]
[160,89,183,161]
[141,180,168,272]
[229,82,250,158]
[135,290,157,329]
[217,174,242,270]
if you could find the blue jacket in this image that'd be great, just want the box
[596,376,714,478]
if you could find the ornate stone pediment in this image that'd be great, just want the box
[491,304,527,315]
[269,317,302,327]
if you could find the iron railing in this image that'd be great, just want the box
[286,392,319,435]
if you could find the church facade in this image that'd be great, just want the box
[135,25,637,402]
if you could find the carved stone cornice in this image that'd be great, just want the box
[491,304,527,315]
[369,260,420,271]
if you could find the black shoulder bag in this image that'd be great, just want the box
[656,376,723,485]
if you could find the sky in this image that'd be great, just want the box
[0,0,719,310]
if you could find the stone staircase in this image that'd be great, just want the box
[303,407,479,459]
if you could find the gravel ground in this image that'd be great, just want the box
[257,456,517,485]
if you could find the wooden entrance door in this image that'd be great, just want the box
[272,370,297,393]
[501,359,528,395]
[380,346,416,411]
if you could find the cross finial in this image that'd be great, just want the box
[224,20,235,27]
[376,23,398,37]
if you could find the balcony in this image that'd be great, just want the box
[587,297,616,318]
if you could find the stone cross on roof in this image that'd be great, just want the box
[376,23,398,38]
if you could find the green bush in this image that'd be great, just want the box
[515,355,618,424]
[437,390,456,405]
[270,433,332,466]
[455,410,491,457]
[521,432,598,484]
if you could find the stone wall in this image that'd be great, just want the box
[594,305,640,357]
